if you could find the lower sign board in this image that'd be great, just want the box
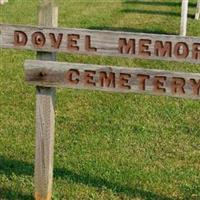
[24,60,200,100]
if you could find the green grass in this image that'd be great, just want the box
[0,0,200,199]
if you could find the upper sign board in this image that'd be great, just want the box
[0,24,200,64]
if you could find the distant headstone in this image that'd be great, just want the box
[0,0,8,5]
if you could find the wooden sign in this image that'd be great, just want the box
[1,1,200,199]
[0,24,200,64]
[24,60,200,100]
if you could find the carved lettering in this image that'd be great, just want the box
[99,72,115,88]
[119,73,131,89]
[66,69,80,84]
[31,32,46,48]
[154,41,172,57]
[137,74,150,90]
[153,76,166,93]
[49,33,63,49]
[84,70,96,86]
[139,39,152,57]
[174,42,189,59]
[192,43,200,60]
[85,35,97,52]
[119,38,135,54]
[190,79,200,95]
[171,77,186,94]
[67,34,80,51]
[14,31,28,46]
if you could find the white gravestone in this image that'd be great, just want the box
[0,0,8,5]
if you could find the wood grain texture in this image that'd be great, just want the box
[35,1,57,200]
[195,0,200,20]
[180,0,189,36]
[35,87,55,200]
[24,60,200,100]
[0,24,200,64]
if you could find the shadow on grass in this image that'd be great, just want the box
[123,0,196,8]
[0,187,33,200]
[88,25,175,35]
[0,156,175,200]
[121,8,194,19]
[56,168,174,200]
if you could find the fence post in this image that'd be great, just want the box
[180,0,189,36]
[34,0,58,200]
[195,0,200,19]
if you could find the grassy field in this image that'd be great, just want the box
[0,0,200,199]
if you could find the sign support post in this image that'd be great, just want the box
[180,0,189,36]
[195,0,200,20]
[34,0,58,200]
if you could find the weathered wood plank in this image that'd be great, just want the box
[35,86,55,200]
[24,60,200,100]
[195,0,200,20]
[0,24,200,64]
[34,1,57,200]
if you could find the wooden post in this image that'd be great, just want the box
[195,0,200,19]
[34,0,58,200]
[180,0,189,36]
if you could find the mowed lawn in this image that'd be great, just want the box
[0,0,200,199]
